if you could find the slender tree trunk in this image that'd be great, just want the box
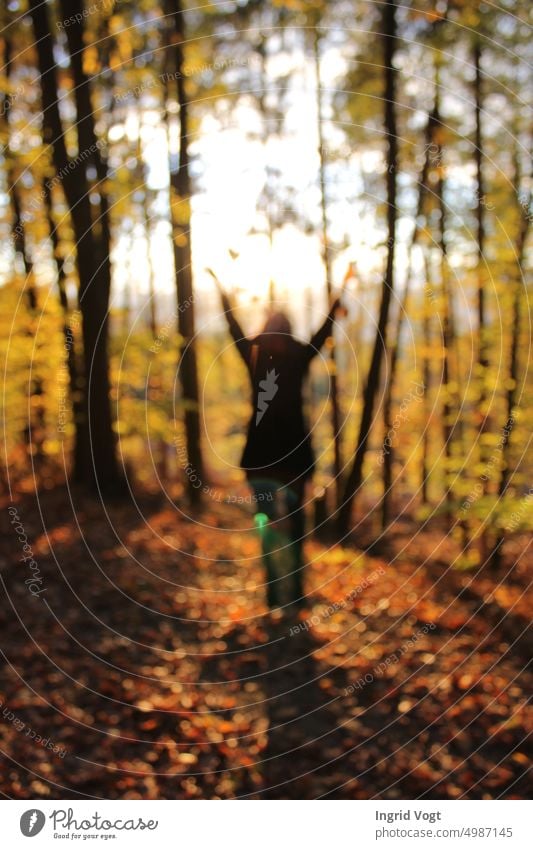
[421,251,433,505]
[474,41,489,437]
[141,179,158,339]
[490,160,531,567]
[9,183,36,308]
[339,0,398,534]
[29,0,121,493]
[434,96,455,529]
[165,0,204,502]
[136,123,167,477]
[472,40,492,558]
[8,168,46,468]
[121,219,134,334]
[381,105,437,529]
[313,27,343,507]
[427,72,470,543]
[42,182,86,481]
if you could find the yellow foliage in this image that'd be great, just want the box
[82,46,100,76]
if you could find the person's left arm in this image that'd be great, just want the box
[305,296,342,362]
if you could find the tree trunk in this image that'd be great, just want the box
[474,41,489,436]
[29,0,121,493]
[313,27,343,508]
[339,0,398,534]
[421,251,433,505]
[381,105,438,529]
[490,158,530,567]
[472,39,492,558]
[42,182,86,481]
[434,93,455,529]
[141,181,158,340]
[164,0,205,503]
[59,0,120,494]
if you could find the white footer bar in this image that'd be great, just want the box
[3,800,530,848]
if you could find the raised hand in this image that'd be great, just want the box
[205,266,223,289]
[330,292,348,319]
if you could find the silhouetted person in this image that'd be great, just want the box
[217,280,342,608]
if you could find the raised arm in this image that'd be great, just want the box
[220,289,251,363]
[206,267,251,363]
[305,296,342,362]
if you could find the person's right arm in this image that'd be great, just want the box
[220,289,251,363]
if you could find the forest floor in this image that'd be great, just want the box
[0,484,531,799]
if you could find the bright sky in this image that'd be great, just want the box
[107,35,478,339]
[110,116,388,339]
[108,38,393,337]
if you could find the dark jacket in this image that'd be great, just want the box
[222,294,337,484]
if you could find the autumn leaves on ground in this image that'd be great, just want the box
[0,485,530,800]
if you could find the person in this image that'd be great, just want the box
[216,278,342,608]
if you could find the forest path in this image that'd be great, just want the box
[0,486,530,799]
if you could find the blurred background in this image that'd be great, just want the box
[0,0,531,800]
